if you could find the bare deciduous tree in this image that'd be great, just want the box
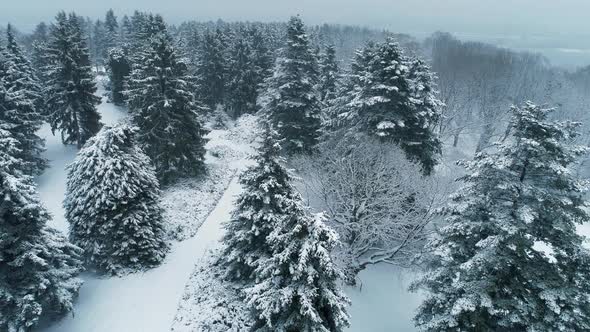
[293,136,449,283]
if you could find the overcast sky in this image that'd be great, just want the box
[3,0,590,37]
[3,0,590,67]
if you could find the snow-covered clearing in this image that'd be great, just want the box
[40,177,243,332]
[172,250,423,332]
[36,83,126,234]
[35,80,259,331]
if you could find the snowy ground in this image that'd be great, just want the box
[35,81,259,332]
[36,82,127,234]
[39,177,244,332]
[33,79,590,332]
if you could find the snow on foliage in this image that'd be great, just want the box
[0,25,46,176]
[326,38,442,175]
[0,129,83,331]
[260,16,322,154]
[171,252,251,332]
[125,17,209,184]
[64,124,168,275]
[161,114,259,240]
[412,102,590,331]
[294,135,449,283]
[44,12,102,148]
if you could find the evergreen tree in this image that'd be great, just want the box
[119,15,133,47]
[91,19,107,66]
[30,40,48,80]
[195,29,226,109]
[323,42,374,132]
[406,58,443,173]
[341,39,441,175]
[412,103,590,331]
[126,18,208,184]
[246,212,350,332]
[65,124,168,274]
[227,37,258,117]
[106,46,131,105]
[129,11,150,50]
[221,126,293,280]
[0,129,83,331]
[260,16,321,154]
[222,126,350,331]
[30,22,49,44]
[103,9,119,53]
[0,25,47,175]
[318,44,339,102]
[44,12,102,148]
[248,26,273,91]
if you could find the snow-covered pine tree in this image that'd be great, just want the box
[31,22,49,44]
[248,26,273,92]
[412,102,590,331]
[0,25,47,175]
[322,42,375,133]
[220,125,292,281]
[0,129,83,331]
[119,15,133,47]
[30,40,49,81]
[106,46,131,105]
[195,28,227,109]
[44,12,102,148]
[318,44,339,102]
[129,11,150,51]
[340,39,441,175]
[406,58,443,174]
[221,124,349,331]
[65,124,168,274]
[227,37,258,118]
[126,17,208,184]
[91,19,107,67]
[260,16,321,154]
[246,195,349,332]
[103,9,119,54]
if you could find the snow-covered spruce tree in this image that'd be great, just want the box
[340,39,441,175]
[412,102,590,331]
[103,9,119,55]
[91,19,107,67]
[126,19,208,184]
[0,129,83,332]
[220,125,293,281]
[31,40,49,81]
[65,124,168,274]
[248,26,273,92]
[227,37,258,118]
[260,16,321,154]
[0,26,47,175]
[44,12,102,148]
[106,46,131,105]
[318,44,339,102]
[245,199,350,331]
[322,42,375,133]
[195,29,227,109]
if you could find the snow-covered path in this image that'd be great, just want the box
[35,82,248,332]
[40,177,242,332]
[36,86,126,234]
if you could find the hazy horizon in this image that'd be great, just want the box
[3,0,590,68]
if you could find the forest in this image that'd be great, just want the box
[1,7,590,332]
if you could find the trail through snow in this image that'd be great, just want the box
[35,83,246,332]
[36,85,126,233]
[40,177,242,332]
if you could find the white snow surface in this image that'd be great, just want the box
[35,80,258,332]
[36,82,126,234]
[39,177,243,332]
